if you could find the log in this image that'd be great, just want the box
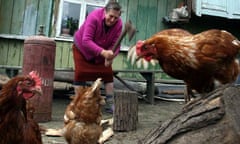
[113,90,138,131]
[54,71,74,83]
[139,84,240,144]
[54,71,146,94]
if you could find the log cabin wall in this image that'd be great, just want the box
[0,0,239,80]
[0,0,53,36]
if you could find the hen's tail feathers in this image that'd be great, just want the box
[127,45,158,69]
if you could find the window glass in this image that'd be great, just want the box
[61,1,81,37]
[86,5,102,18]
[58,0,106,38]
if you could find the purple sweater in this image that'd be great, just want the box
[74,8,123,64]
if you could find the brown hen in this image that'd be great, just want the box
[62,78,105,144]
[0,71,43,144]
[135,29,240,102]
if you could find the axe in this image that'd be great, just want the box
[112,20,136,52]
[105,20,136,66]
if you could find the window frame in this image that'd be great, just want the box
[56,0,107,38]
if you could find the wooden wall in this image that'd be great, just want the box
[0,38,23,66]
[0,0,53,36]
[119,0,183,46]
[0,39,74,69]
[0,0,183,70]
[1,0,239,80]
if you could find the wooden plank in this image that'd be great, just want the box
[118,0,127,45]
[146,0,158,38]
[68,44,74,68]
[113,52,124,69]
[136,0,149,40]
[37,0,52,35]
[51,0,60,36]
[119,0,127,23]
[0,0,14,33]
[121,0,138,47]
[61,41,71,68]
[22,0,38,35]
[126,0,138,47]
[55,41,72,68]
[166,0,178,15]
[66,42,73,68]
[7,39,24,66]
[0,39,10,65]
[11,0,26,34]
[157,0,168,30]
[55,41,63,68]
[19,40,24,66]
[0,39,8,65]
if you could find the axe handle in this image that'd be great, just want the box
[111,27,128,53]
[104,28,127,67]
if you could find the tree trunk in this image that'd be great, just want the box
[139,84,240,144]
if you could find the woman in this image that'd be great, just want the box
[72,1,122,113]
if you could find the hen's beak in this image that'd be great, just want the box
[136,53,145,61]
[32,86,43,96]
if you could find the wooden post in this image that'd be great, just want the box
[113,90,138,131]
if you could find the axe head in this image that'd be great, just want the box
[125,20,136,41]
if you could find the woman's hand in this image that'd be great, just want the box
[101,49,115,67]
[101,49,114,59]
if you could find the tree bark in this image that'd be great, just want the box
[139,84,240,144]
[113,90,138,131]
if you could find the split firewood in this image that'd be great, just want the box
[45,128,63,137]
[161,89,184,95]
[45,118,114,143]
[98,127,114,144]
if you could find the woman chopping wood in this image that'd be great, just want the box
[72,1,123,114]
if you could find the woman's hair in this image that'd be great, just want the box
[105,1,122,12]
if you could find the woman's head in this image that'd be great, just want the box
[104,1,122,27]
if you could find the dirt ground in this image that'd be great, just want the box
[1,72,184,144]
[40,90,184,144]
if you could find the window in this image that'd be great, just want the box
[56,0,107,38]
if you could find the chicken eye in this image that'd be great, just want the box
[143,46,147,50]
[24,80,32,86]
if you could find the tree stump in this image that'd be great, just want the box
[139,84,240,144]
[113,90,138,131]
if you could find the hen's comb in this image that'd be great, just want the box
[29,71,42,87]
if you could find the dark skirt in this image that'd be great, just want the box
[72,44,113,83]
